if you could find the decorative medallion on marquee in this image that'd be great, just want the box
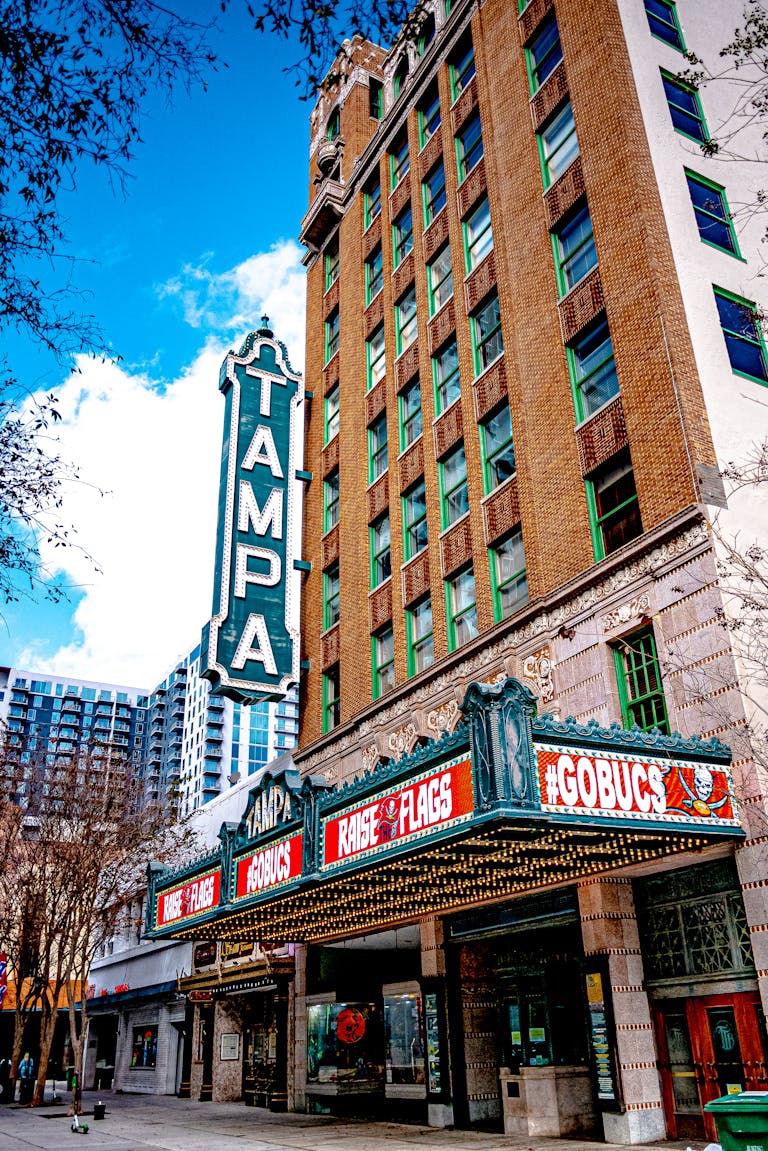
[201,318,304,703]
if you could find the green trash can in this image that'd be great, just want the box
[705,1091,768,1151]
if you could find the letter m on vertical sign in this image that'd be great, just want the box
[201,327,303,703]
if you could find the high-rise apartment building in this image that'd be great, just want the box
[291,0,768,1140]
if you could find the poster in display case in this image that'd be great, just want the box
[424,993,442,1095]
[306,1001,383,1088]
[383,991,425,1085]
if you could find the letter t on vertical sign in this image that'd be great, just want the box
[201,322,304,703]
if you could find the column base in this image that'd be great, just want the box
[602,1107,666,1145]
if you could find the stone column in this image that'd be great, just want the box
[578,877,665,1145]
[292,944,307,1112]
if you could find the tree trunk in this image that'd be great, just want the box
[9,1005,27,1100]
[32,998,56,1106]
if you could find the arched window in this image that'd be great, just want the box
[326,108,341,140]
[393,55,409,99]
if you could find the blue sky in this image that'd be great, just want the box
[3,6,312,687]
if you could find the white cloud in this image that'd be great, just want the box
[18,243,307,687]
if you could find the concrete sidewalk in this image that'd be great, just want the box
[0,1091,708,1151]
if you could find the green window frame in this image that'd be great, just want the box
[567,316,620,421]
[369,79,384,119]
[418,12,436,56]
[395,286,418,355]
[365,246,384,303]
[525,11,563,94]
[427,244,454,316]
[423,161,446,228]
[393,206,414,267]
[323,563,340,630]
[372,625,395,698]
[644,0,685,51]
[456,110,483,182]
[552,202,597,295]
[463,195,493,273]
[490,527,528,621]
[322,665,340,733]
[324,385,340,443]
[364,177,382,228]
[586,449,642,560]
[324,242,340,291]
[538,101,579,189]
[323,470,340,532]
[403,479,428,560]
[449,36,476,102]
[324,308,340,363]
[326,108,340,140]
[661,70,709,143]
[446,566,478,650]
[391,132,410,189]
[399,376,423,450]
[366,325,386,390]
[433,338,460,414]
[714,287,768,385]
[419,86,441,148]
[393,56,408,100]
[370,514,392,587]
[480,403,515,492]
[439,443,469,528]
[685,171,741,257]
[407,597,434,674]
[613,626,670,734]
[471,291,503,375]
[368,413,389,482]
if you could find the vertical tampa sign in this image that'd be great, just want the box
[201,321,303,703]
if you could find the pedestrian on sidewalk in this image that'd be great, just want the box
[18,1052,35,1104]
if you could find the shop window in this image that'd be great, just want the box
[372,625,395,697]
[403,479,428,560]
[661,70,709,143]
[370,514,392,587]
[645,0,685,51]
[463,195,493,273]
[419,84,441,147]
[538,101,579,188]
[685,172,740,256]
[130,1025,158,1069]
[714,288,768,384]
[613,625,670,733]
[439,442,469,527]
[406,596,434,674]
[553,201,597,295]
[423,160,446,227]
[526,11,563,93]
[471,291,503,375]
[490,527,528,621]
[368,412,389,482]
[383,990,425,1083]
[568,316,620,420]
[456,109,483,182]
[366,325,386,390]
[399,376,422,450]
[427,244,453,316]
[480,402,515,491]
[366,246,383,303]
[322,665,340,732]
[307,1001,383,1085]
[393,205,414,267]
[449,33,476,102]
[395,286,418,354]
[446,565,478,649]
[324,470,340,531]
[587,449,642,559]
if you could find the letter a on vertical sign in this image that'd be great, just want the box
[201,321,303,703]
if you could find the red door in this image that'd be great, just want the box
[654,993,768,1141]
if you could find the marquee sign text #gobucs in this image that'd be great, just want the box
[322,758,474,868]
[234,832,303,901]
[157,869,221,927]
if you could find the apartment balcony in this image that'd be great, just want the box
[206,711,224,727]
[300,163,345,251]
[204,746,223,760]
[205,727,223,742]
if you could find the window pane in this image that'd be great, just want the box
[420,88,441,145]
[400,377,423,448]
[424,162,446,225]
[441,445,469,525]
[397,288,418,353]
[529,13,563,91]
[405,481,428,557]
[594,453,642,555]
[645,0,683,50]
[572,318,620,418]
[715,292,768,382]
[617,627,669,733]
[450,568,478,647]
[325,387,340,442]
[557,205,597,291]
[540,102,579,185]
[483,405,516,487]
[392,135,410,187]
[324,565,340,628]
[324,471,340,529]
[451,41,476,99]
[686,174,736,254]
[365,179,382,226]
[428,245,453,314]
[409,598,434,672]
[366,247,384,300]
[369,414,389,480]
[494,529,528,618]
[662,74,707,142]
[465,196,493,271]
[434,339,461,412]
[325,310,340,360]
[368,326,386,389]
[371,516,391,585]
[394,207,414,266]
[457,112,483,180]
[374,627,395,695]
[474,293,503,370]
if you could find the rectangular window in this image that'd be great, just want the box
[568,317,620,420]
[645,0,684,51]
[325,242,340,290]
[323,563,340,629]
[364,176,382,228]
[614,626,670,733]
[403,479,428,560]
[131,1026,158,1069]
[553,202,597,294]
[423,161,446,227]
[407,597,434,674]
[370,514,392,587]
[439,443,469,527]
[538,101,579,188]
[419,86,441,148]
[428,245,454,315]
[325,308,340,362]
[463,195,493,272]
[481,403,515,491]
[714,288,768,384]
[685,172,740,256]
[393,206,414,267]
[526,12,563,93]
[456,110,483,182]
[433,338,461,414]
[446,567,478,649]
[369,412,389,482]
[373,625,395,698]
[450,36,476,102]
[491,528,528,620]
[324,385,340,443]
[369,78,384,119]
[588,450,642,559]
[366,325,386,390]
[322,665,340,732]
[471,291,503,374]
[391,132,410,189]
[324,470,340,531]
[662,71,709,143]
[399,376,423,449]
[366,246,383,303]
[396,286,418,354]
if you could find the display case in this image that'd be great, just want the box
[306,999,383,1094]
[383,983,425,1098]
